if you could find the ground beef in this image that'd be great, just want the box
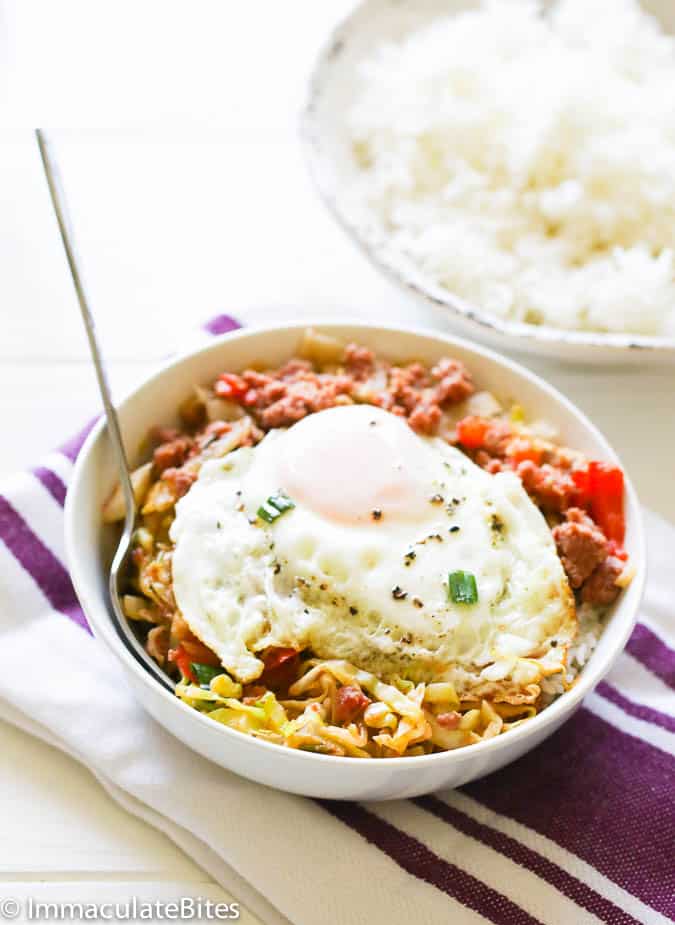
[278,359,314,379]
[257,380,288,405]
[475,453,505,474]
[259,393,314,428]
[581,556,624,606]
[219,347,475,438]
[378,358,473,434]
[408,402,443,435]
[153,436,193,474]
[483,421,514,456]
[236,361,356,428]
[430,358,474,405]
[241,369,274,391]
[388,364,431,413]
[161,466,197,499]
[344,343,376,381]
[259,378,354,428]
[516,460,578,513]
[553,508,609,588]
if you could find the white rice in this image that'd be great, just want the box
[346,0,675,336]
[541,602,604,697]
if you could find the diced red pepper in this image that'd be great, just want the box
[168,645,197,683]
[455,416,490,449]
[334,685,371,725]
[588,461,625,544]
[260,647,300,690]
[214,373,248,401]
[572,467,592,509]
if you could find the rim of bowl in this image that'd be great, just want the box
[300,1,675,358]
[65,320,647,770]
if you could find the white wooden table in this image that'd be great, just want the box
[1,1,674,920]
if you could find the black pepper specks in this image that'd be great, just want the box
[491,514,506,547]
[372,509,383,521]
[412,597,424,608]
[429,493,444,505]
[449,525,460,533]
[349,606,358,616]
[392,586,407,600]
[446,497,463,516]
[404,550,416,566]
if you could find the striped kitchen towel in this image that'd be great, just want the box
[0,314,673,925]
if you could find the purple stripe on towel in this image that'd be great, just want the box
[626,623,675,692]
[58,417,99,463]
[0,496,90,634]
[597,681,675,734]
[320,801,542,925]
[201,314,242,336]
[414,796,640,925]
[32,466,67,507]
[463,707,675,918]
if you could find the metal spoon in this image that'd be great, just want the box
[36,129,173,692]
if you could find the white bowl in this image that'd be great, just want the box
[302,0,675,365]
[65,322,646,800]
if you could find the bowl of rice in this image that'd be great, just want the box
[303,0,675,362]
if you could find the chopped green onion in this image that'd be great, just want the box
[448,571,478,605]
[257,493,295,523]
[191,663,224,688]
[257,502,280,523]
[269,494,294,512]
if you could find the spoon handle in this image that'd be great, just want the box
[35,130,136,531]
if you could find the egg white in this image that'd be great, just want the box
[170,406,576,696]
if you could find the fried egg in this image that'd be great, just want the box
[170,405,576,698]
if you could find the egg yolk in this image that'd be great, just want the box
[277,405,435,525]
